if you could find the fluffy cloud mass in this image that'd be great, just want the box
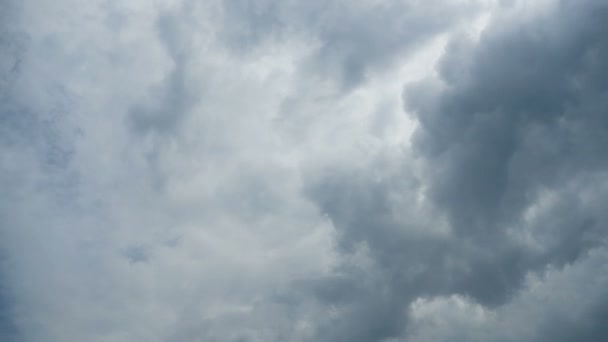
[1,0,607,341]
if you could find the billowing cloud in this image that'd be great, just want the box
[1,0,607,341]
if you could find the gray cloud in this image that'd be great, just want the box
[218,0,478,89]
[406,0,608,284]
[1,0,607,341]
[293,0,608,340]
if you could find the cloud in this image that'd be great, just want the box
[405,0,608,293]
[401,0,608,338]
[218,0,479,89]
[293,0,608,340]
[406,248,608,342]
[1,0,607,341]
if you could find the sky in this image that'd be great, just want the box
[1,0,608,341]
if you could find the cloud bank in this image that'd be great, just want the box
[1,0,607,341]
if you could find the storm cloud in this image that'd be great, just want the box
[1,0,607,341]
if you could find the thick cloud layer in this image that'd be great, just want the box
[407,0,608,303]
[1,0,607,341]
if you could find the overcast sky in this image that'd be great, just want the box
[1,0,608,341]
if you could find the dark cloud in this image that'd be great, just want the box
[406,0,608,269]
[128,10,198,137]
[0,259,19,341]
[296,0,608,340]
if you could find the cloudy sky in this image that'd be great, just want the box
[1,0,608,341]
